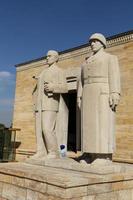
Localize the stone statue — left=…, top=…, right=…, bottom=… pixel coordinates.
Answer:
left=32, top=50, right=68, bottom=159
left=77, top=33, right=121, bottom=163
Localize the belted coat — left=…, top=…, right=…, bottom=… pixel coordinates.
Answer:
left=78, top=49, right=121, bottom=153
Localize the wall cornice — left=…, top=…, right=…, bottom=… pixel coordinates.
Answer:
left=107, top=31, right=133, bottom=47
left=16, top=30, right=133, bottom=72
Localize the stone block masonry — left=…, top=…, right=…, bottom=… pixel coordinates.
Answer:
left=0, top=161, right=132, bottom=199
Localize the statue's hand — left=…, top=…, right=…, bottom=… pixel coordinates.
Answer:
left=109, top=93, right=120, bottom=111
left=44, top=82, right=54, bottom=92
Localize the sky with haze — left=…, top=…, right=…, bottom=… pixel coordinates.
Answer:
left=0, top=0, right=133, bottom=126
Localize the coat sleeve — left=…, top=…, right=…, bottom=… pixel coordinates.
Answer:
left=53, top=69, right=68, bottom=93
left=108, top=55, right=121, bottom=95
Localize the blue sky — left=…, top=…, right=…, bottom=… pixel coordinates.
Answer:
left=0, top=0, right=133, bottom=126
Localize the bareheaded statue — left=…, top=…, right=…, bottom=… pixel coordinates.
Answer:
left=77, top=33, right=121, bottom=163
left=32, top=50, right=68, bottom=160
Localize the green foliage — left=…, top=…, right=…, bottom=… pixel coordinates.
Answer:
left=0, top=123, right=5, bottom=129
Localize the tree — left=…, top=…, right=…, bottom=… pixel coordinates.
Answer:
left=0, top=123, right=5, bottom=129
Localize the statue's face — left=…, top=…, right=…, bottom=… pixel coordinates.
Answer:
left=90, top=39, right=103, bottom=53
left=46, top=53, right=58, bottom=65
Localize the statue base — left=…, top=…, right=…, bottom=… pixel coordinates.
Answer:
left=0, top=160, right=132, bottom=200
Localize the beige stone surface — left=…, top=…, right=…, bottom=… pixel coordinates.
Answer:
left=11, top=176, right=25, bottom=187
left=82, top=197, right=95, bottom=200
left=38, top=194, right=63, bottom=200
left=25, top=179, right=47, bottom=193
left=26, top=157, right=115, bottom=174
left=0, top=162, right=132, bottom=199
left=47, top=185, right=88, bottom=199
left=13, top=32, right=133, bottom=162
left=95, top=191, right=118, bottom=200
left=117, top=189, right=133, bottom=200
left=88, top=183, right=112, bottom=195
left=2, top=183, right=26, bottom=200
left=26, top=190, right=38, bottom=200
left=0, top=183, right=3, bottom=196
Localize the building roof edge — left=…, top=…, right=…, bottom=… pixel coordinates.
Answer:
left=15, top=29, right=133, bottom=67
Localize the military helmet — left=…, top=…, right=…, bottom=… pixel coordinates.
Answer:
left=89, top=33, right=106, bottom=48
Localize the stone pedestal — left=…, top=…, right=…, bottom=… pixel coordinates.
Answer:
left=0, top=160, right=132, bottom=200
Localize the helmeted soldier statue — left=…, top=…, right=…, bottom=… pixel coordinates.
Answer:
left=77, top=33, right=121, bottom=163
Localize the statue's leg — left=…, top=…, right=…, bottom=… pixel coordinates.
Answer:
left=42, top=111, right=59, bottom=158
left=31, top=111, right=47, bottom=159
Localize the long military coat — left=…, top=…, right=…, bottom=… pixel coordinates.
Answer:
left=79, top=49, right=120, bottom=154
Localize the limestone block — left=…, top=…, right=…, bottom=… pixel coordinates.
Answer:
left=25, top=179, right=46, bottom=193
left=47, top=184, right=88, bottom=199
left=103, top=173, right=124, bottom=182
left=37, top=193, right=48, bottom=200
left=2, top=183, right=26, bottom=200
left=56, top=196, right=96, bottom=200
left=0, top=174, right=12, bottom=184
left=11, top=176, right=25, bottom=187
left=45, top=171, right=88, bottom=188
left=26, top=189, right=38, bottom=200
left=46, top=185, right=65, bottom=198
left=0, top=183, right=3, bottom=196
left=112, top=180, right=133, bottom=191
left=95, top=191, right=118, bottom=200
left=88, top=183, right=112, bottom=195
left=117, top=189, right=133, bottom=200
left=82, top=196, right=95, bottom=200
left=44, top=158, right=122, bottom=175
left=0, top=167, right=25, bottom=178
left=112, top=181, right=125, bottom=191
left=66, top=186, right=88, bottom=199
left=38, top=194, right=62, bottom=200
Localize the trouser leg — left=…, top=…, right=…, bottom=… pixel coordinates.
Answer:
left=42, top=111, right=58, bottom=154
left=29, top=112, right=47, bottom=159
left=35, top=112, right=47, bottom=154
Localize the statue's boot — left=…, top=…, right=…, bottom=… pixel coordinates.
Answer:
left=29, top=151, right=46, bottom=160
left=46, top=151, right=59, bottom=159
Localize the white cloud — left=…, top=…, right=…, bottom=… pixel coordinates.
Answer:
left=0, top=71, right=12, bottom=79
left=0, top=71, right=15, bottom=93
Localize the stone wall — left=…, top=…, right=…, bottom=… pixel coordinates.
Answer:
left=13, top=31, right=133, bottom=162
left=0, top=162, right=133, bottom=200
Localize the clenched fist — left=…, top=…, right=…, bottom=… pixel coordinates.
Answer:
left=109, top=93, right=120, bottom=111
left=44, top=82, right=54, bottom=93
